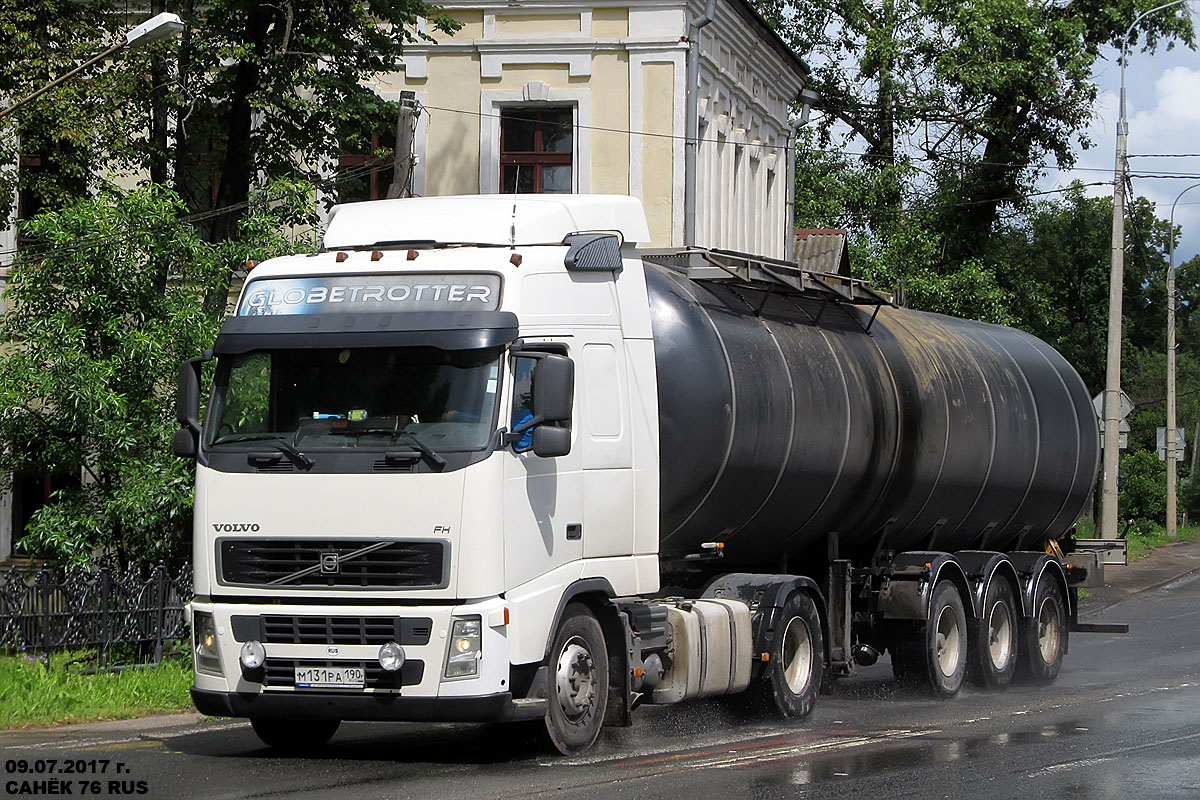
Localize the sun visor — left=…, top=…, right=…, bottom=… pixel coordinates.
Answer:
left=213, top=311, right=520, bottom=354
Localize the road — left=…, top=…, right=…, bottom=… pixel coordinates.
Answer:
left=3, top=570, right=1200, bottom=800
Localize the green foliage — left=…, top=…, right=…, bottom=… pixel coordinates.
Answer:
left=0, top=648, right=193, bottom=729
left=769, top=0, right=1194, bottom=312
left=1119, top=449, right=1166, bottom=524
left=0, top=185, right=222, bottom=565
left=0, top=182, right=316, bottom=565
left=0, top=0, right=458, bottom=246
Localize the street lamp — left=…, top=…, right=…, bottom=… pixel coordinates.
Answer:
left=0, top=12, right=184, bottom=121
left=1166, top=181, right=1200, bottom=537
left=1099, top=0, right=1191, bottom=540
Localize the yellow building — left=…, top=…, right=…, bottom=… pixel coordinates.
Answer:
left=354, top=0, right=810, bottom=260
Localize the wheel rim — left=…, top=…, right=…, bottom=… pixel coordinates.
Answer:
left=1036, top=596, right=1061, bottom=664
left=935, top=604, right=962, bottom=677
left=554, top=636, right=597, bottom=721
left=987, top=599, right=1013, bottom=670
left=781, top=615, right=813, bottom=695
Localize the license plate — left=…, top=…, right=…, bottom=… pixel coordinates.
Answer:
left=294, top=666, right=365, bottom=689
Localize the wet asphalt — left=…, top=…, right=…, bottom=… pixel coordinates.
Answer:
left=3, top=548, right=1200, bottom=800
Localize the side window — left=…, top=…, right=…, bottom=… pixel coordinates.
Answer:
left=510, top=356, right=536, bottom=452
left=510, top=348, right=571, bottom=454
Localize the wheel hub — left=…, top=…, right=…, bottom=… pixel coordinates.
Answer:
left=935, top=605, right=962, bottom=677
left=987, top=599, right=1013, bottom=670
left=1036, top=596, right=1061, bottom=663
left=781, top=616, right=813, bottom=694
left=555, top=638, right=596, bottom=720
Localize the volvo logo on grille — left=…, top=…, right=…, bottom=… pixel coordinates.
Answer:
left=319, top=552, right=340, bottom=574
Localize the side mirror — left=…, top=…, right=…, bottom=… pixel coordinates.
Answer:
left=173, top=427, right=197, bottom=458
left=533, top=355, right=574, bottom=423
left=532, top=426, right=571, bottom=458
left=175, top=352, right=210, bottom=460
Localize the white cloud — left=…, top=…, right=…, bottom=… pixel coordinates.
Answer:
left=1049, top=59, right=1200, bottom=266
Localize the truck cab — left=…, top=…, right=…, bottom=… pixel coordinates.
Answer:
left=183, top=195, right=666, bottom=750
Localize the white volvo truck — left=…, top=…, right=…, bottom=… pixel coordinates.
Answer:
left=179, top=195, right=1122, bottom=753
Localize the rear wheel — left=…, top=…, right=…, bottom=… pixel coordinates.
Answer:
left=250, top=718, right=340, bottom=752
left=1018, top=575, right=1067, bottom=684
left=545, top=604, right=609, bottom=754
left=750, top=592, right=823, bottom=721
left=894, top=581, right=967, bottom=697
left=970, top=577, right=1018, bottom=690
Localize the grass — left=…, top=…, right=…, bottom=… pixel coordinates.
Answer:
left=1124, top=524, right=1200, bottom=562
left=0, top=647, right=194, bottom=729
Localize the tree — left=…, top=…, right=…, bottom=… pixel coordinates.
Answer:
left=764, top=0, right=1194, bottom=271
left=0, top=183, right=317, bottom=565
left=0, top=0, right=458, bottom=261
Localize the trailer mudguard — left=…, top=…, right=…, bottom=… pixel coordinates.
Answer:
left=876, top=552, right=971, bottom=621
left=1006, top=551, right=1071, bottom=621
left=702, top=573, right=828, bottom=666
left=955, top=551, right=1021, bottom=619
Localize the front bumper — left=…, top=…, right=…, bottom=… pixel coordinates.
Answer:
left=191, top=687, right=535, bottom=722
left=190, top=598, right=511, bottom=709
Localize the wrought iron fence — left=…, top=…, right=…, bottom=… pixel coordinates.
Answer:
left=0, top=562, right=192, bottom=670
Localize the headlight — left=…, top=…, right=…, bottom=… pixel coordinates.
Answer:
left=193, top=611, right=223, bottom=676
left=444, top=617, right=482, bottom=679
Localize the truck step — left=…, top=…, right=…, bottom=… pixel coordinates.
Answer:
left=511, top=697, right=548, bottom=720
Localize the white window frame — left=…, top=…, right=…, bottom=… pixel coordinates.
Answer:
left=480, top=82, right=590, bottom=195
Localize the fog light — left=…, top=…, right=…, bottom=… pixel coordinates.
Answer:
left=240, top=640, right=265, bottom=670
left=378, top=641, right=406, bottom=672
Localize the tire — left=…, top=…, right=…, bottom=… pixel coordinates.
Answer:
left=897, top=578, right=969, bottom=695
left=544, top=604, right=609, bottom=755
left=889, top=629, right=922, bottom=684
left=250, top=718, right=340, bottom=751
left=969, top=576, right=1018, bottom=691
left=1018, top=575, right=1067, bottom=685
left=750, top=592, right=823, bottom=721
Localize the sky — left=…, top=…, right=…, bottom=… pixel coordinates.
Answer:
left=1052, top=11, right=1200, bottom=266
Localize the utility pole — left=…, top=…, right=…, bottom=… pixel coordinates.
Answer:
left=1167, top=182, right=1200, bottom=537
left=386, top=91, right=417, bottom=200
left=1099, top=67, right=1128, bottom=541
left=1100, top=0, right=1190, bottom=540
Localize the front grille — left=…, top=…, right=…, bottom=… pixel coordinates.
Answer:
left=231, top=615, right=433, bottom=646
left=219, top=539, right=446, bottom=588
left=261, top=658, right=424, bottom=689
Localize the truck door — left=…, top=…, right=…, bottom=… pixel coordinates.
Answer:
left=503, top=347, right=584, bottom=589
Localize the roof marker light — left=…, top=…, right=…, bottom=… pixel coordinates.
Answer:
left=335, top=252, right=348, bottom=263
left=407, top=249, right=419, bottom=261
left=510, top=253, right=523, bottom=266
left=371, top=250, right=384, bottom=261
left=245, top=260, right=256, bottom=271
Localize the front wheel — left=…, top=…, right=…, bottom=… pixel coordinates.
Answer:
left=1018, top=575, right=1067, bottom=684
left=545, top=604, right=609, bottom=755
left=250, top=718, right=340, bottom=752
left=749, top=591, right=823, bottom=721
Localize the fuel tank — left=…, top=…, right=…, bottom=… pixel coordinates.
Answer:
left=646, top=263, right=1099, bottom=566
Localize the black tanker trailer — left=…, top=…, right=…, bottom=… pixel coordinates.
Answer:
left=639, top=248, right=1106, bottom=702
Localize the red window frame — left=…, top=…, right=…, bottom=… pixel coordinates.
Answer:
left=500, top=108, right=573, bottom=194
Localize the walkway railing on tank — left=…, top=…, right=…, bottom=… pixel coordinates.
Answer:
left=0, top=562, right=192, bottom=671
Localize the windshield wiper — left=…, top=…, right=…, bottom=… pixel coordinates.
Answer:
left=333, top=427, right=447, bottom=469
left=213, top=433, right=314, bottom=469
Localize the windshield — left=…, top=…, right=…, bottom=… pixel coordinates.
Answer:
left=205, top=347, right=501, bottom=452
